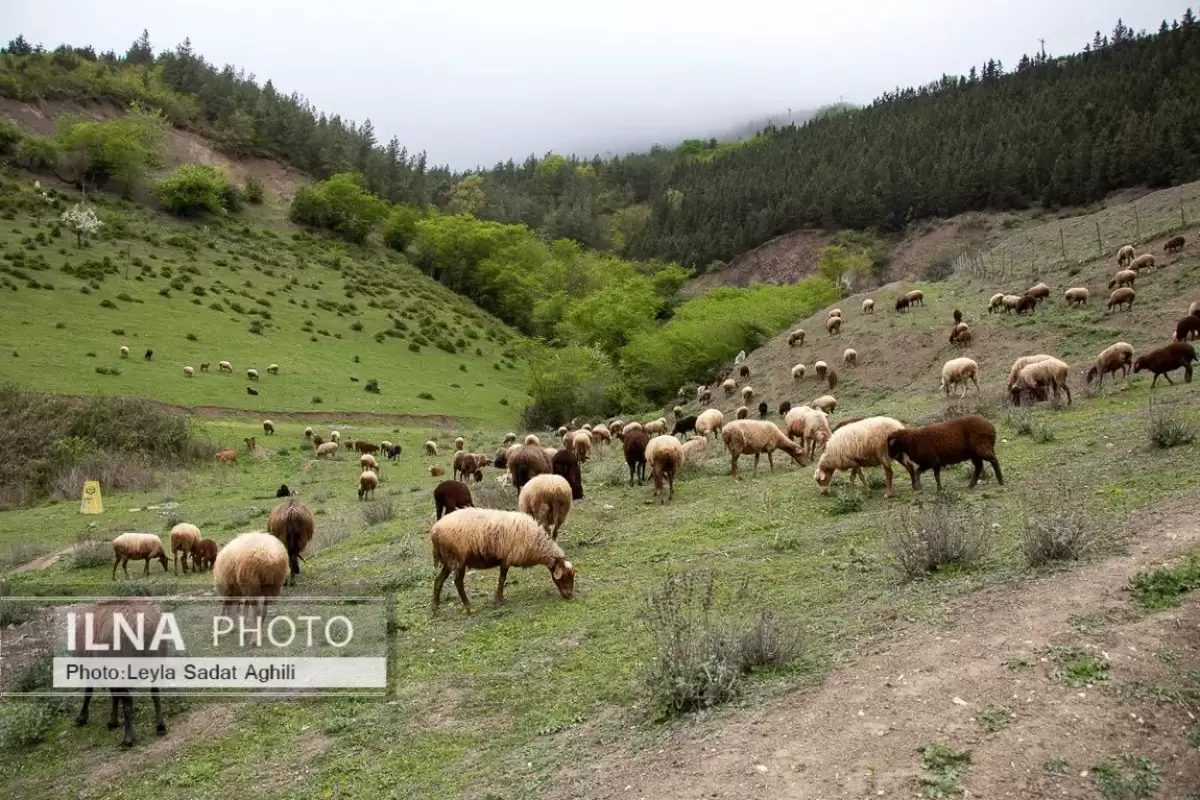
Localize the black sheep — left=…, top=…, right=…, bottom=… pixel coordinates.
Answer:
left=895, top=296, right=910, bottom=312
left=144, top=349, right=153, bottom=361
left=778, top=400, right=792, bottom=417
left=385, top=444, right=402, bottom=460
left=623, top=430, right=649, bottom=486
left=757, top=401, right=768, bottom=419
left=551, top=449, right=584, bottom=500
left=275, top=484, right=292, bottom=498
left=246, top=387, right=258, bottom=396
left=671, top=414, right=698, bottom=439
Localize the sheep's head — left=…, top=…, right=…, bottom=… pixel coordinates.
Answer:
left=886, top=432, right=914, bottom=467
left=155, top=547, right=169, bottom=572
left=550, top=558, right=576, bottom=599
left=1085, top=365, right=1099, bottom=384
left=813, top=463, right=833, bottom=492
left=1131, top=357, right=1145, bottom=373
left=784, top=440, right=808, bottom=466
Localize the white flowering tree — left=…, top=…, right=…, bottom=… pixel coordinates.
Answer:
left=61, top=202, right=103, bottom=247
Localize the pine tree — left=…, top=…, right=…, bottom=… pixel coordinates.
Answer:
left=3, top=34, right=33, bottom=56
left=125, top=29, right=154, bottom=65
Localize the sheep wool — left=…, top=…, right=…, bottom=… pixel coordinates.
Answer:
left=111, top=533, right=169, bottom=580
left=572, top=429, right=592, bottom=462
left=1087, top=342, right=1134, bottom=387
left=791, top=364, right=806, bottom=380
left=267, top=500, right=315, bottom=586
left=523, top=434, right=540, bottom=447
left=644, top=434, right=684, bottom=501
left=454, top=437, right=465, bottom=451
left=862, top=298, right=875, bottom=313
left=169, top=523, right=202, bottom=575
left=721, top=419, right=807, bottom=480
left=1064, top=287, right=1089, bottom=306
left=785, top=406, right=831, bottom=460
left=812, top=395, right=837, bottom=413
left=183, top=366, right=194, bottom=377
left=213, top=532, right=289, bottom=614
left=316, top=442, right=339, bottom=459
left=814, top=416, right=905, bottom=498
left=695, top=409, right=724, bottom=439
left=424, top=440, right=439, bottom=455
left=843, top=349, right=857, bottom=366
left=358, top=470, right=379, bottom=500
left=735, top=406, right=749, bottom=420
left=722, top=378, right=737, bottom=395
left=940, top=357, right=979, bottom=397
left=681, top=436, right=708, bottom=462
left=507, top=444, right=552, bottom=491
left=518, top=474, right=574, bottom=539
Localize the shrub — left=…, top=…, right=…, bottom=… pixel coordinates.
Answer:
left=828, top=487, right=865, bottom=515
left=382, top=203, right=424, bottom=251
left=1128, top=553, right=1200, bottom=610
left=1022, top=488, right=1099, bottom=566
left=1091, top=754, right=1161, bottom=800
left=364, top=378, right=380, bottom=394
left=288, top=173, right=388, bottom=244
left=16, top=135, right=59, bottom=172
left=244, top=176, right=265, bottom=204
left=0, top=702, right=55, bottom=748
left=71, top=533, right=112, bottom=568
left=156, top=164, right=233, bottom=216
left=361, top=500, right=396, bottom=526
left=1147, top=408, right=1196, bottom=449
left=885, top=493, right=993, bottom=579
left=94, top=366, right=120, bottom=376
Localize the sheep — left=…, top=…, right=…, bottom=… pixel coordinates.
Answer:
left=1174, top=314, right=1200, bottom=342
left=262, top=419, right=275, bottom=436
left=518, top=474, right=574, bottom=538
left=504, top=432, right=517, bottom=445
left=906, top=289, right=924, bottom=307
left=1026, top=282, right=1050, bottom=303
left=360, top=453, right=379, bottom=473
left=828, top=308, right=843, bottom=319
left=814, top=361, right=828, bottom=380
left=812, top=395, right=838, bottom=413
left=523, top=434, right=540, bottom=447
left=843, top=348, right=857, bottom=366
left=1132, top=342, right=1197, bottom=387
left=246, top=387, right=259, bottom=396
left=786, top=405, right=831, bottom=460
left=247, top=368, right=259, bottom=380
left=699, top=388, right=712, bottom=404
left=894, top=295, right=910, bottom=312
left=434, top=480, right=473, bottom=520
left=887, top=415, right=1003, bottom=492
left=193, top=539, right=219, bottom=571
left=429, top=466, right=446, bottom=477
left=591, top=424, right=612, bottom=443
left=216, top=449, right=238, bottom=464
left=169, top=523, right=201, bottom=575
left=330, top=431, right=341, bottom=444
left=144, top=349, right=153, bottom=361
left=741, top=385, right=755, bottom=404
left=624, top=430, right=650, bottom=485
left=424, top=440, right=439, bottom=456
left=722, top=378, right=737, bottom=396
left=735, top=406, right=749, bottom=420
left=988, top=293, right=1005, bottom=313
left=430, top=508, right=576, bottom=610
left=556, top=425, right=569, bottom=438
left=1015, top=295, right=1037, bottom=314
left=243, top=436, right=257, bottom=453
left=276, top=484, right=292, bottom=498
left=1009, top=357, right=1072, bottom=406
left=1000, top=294, right=1024, bottom=313
left=949, top=322, right=972, bottom=347
left=111, top=533, right=169, bottom=580
left=316, top=442, right=338, bottom=459
left=551, top=448, right=584, bottom=500
left=862, top=298, right=875, bottom=313
left=696, top=385, right=707, bottom=400
left=385, top=444, right=402, bottom=460
left=826, top=316, right=842, bottom=336
left=199, top=362, right=210, bottom=371
left=1117, top=244, right=1136, bottom=267
left=739, top=364, right=751, bottom=379
left=267, top=363, right=279, bottom=375
left=695, top=409, right=724, bottom=440
left=673, top=405, right=684, bottom=419
left=734, top=349, right=747, bottom=365
left=213, top=532, right=288, bottom=618
left=1190, top=300, right=1200, bottom=318
left=940, top=357, right=979, bottom=397
left=69, top=599, right=167, bottom=747
left=681, top=436, right=708, bottom=462
left=304, top=426, right=313, bottom=440
left=1165, top=235, right=1186, bottom=254
left=358, top=470, right=379, bottom=500
left=267, top=499, right=315, bottom=586
left=619, top=421, right=643, bottom=439
left=645, top=434, right=684, bottom=501
left=672, top=414, right=698, bottom=438
left=119, top=345, right=130, bottom=358
left=788, top=329, right=806, bottom=347
left=219, top=360, right=232, bottom=372
left=1129, top=253, right=1156, bottom=272
left=832, top=417, right=863, bottom=431
left=826, top=367, right=839, bottom=391
left=1107, top=287, right=1135, bottom=312
left=1086, top=342, right=1134, bottom=387
left=952, top=309, right=962, bottom=323
left=354, top=440, right=379, bottom=454
left=721, top=419, right=807, bottom=480
left=643, top=418, right=668, bottom=436
left=778, top=400, right=792, bottom=417
left=1008, top=354, right=1056, bottom=386
left=791, top=364, right=806, bottom=380
left=454, top=436, right=465, bottom=451
left=1064, top=287, right=1089, bottom=307
left=1109, top=269, right=1137, bottom=289
left=507, top=444, right=552, bottom=491
left=814, top=416, right=906, bottom=498
left=183, top=366, right=194, bottom=377
left=757, top=401, right=769, bottom=419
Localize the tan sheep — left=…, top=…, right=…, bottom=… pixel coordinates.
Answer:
left=507, top=444, right=552, bottom=491
left=906, top=289, right=924, bottom=306
left=454, top=436, right=465, bottom=451
left=572, top=429, right=593, bottom=462
left=119, top=345, right=129, bottom=358
left=814, top=416, right=906, bottom=498
left=645, top=434, right=684, bottom=501
left=695, top=409, right=724, bottom=439
left=247, top=368, right=259, bottom=380
left=330, top=431, right=341, bottom=444
left=1129, top=253, right=1156, bottom=272
left=722, top=378, right=737, bottom=396
left=826, top=316, right=842, bottom=336
left=1026, top=282, right=1051, bottom=303
left=814, top=360, right=828, bottom=380
left=518, top=474, right=574, bottom=539
left=523, top=434, right=540, bottom=447
left=828, top=308, right=843, bottom=319
left=360, top=453, right=379, bottom=473
left=430, top=508, right=576, bottom=610
left=1109, top=269, right=1137, bottom=289
left=680, top=436, right=708, bottom=462
left=268, top=499, right=315, bottom=586
left=424, top=440, right=439, bottom=455
left=591, top=424, right=612, bottom=443
left=1107, top=287, right=1135, bottom=312
left=731, top=405, right=746, bottom=419
left=169, top=523, right=201, bottom=575
left=1086, top=342, right=1134, bottom=388
left=786, top=405, right=831, bottom=460
left=791, top=363, right=806, bottom=380
left=721, top=419, right=807, bottom=480
left=1064, top=287, right=1089, bottom=307
left=213, top=532, right=288, bottom=617
left=740, top=385, right=755, bottom=403
left=643, top=418, right=668, bottom=436
left=267, top=363, right=279, bottom=375
left=218, top=360, right=233, bottom=372
left=812, top=394, right=838, bottom=413
left=358, top=470, right=379, bottom=500
left=1000, top=294, right=1024, bottom=313
left=316, top=441, right=339, bottom=459
left=988, top=293, right=1005, bottom=313
left=940, top=357, right=979, bottom=397
left=1117, top=244, right=1135, bottom=267
left=788, top=329, right=806, bottom=347
left=843, top=348, right=857, bottom=366
left=111, top=533, right=169, bottom=580
left=563, top=430, right=576, bottom=450
left=949, top=322, right=972, bottom=347
left=304, top=426, right=313, bottom=440
left=183, top=366, right=194, bottom=377
left=1008, top=354, right=1056, bottom=386
left=1010, top=357, right=1071, bottom=406
left=620, top=421, right=644, bottom=439
left=862, top=298, right=875, bottom=314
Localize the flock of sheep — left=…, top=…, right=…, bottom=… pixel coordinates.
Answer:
left=118, top=346, right=279, bottom=393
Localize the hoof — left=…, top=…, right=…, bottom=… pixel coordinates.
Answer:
left=156, top=724, right=167, bottom=736
left=73, top=716, right=87, bottom=727
left=106, top=721, right=120, bottom=730
left=121, top=738, right=134, bottom=748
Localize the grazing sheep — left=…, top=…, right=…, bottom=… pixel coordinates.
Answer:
left=722, top=378, right=737, bottom=396
left=681, top=436, right=708, bottom=462
left=193, top=539, right=218, bottom=571
left=183, top=366, right=194, bottom=377
left=434, top=480, right=473, bottom=520
left=312, top=435, right=324, bottom=446
left=786, top=405, right=831, bottom=460
left=504, top=432, right=517, bottom=445
left=843, top=348, right=857, bottom=366
left=429, top=466, right=446, bottom=477
left=358, top=470, right=379, bottom=500
left=696, top=385, right=706, bottom=400
left=141, top=349, right=151, bottom=361
left=1000, top=294, right=1024, bottom=314
left=119, top=345, right=129, bottom=358
left=988, top=293, right=1005, bottom=313
left=330, top=431, right=341, bottom=444
left=385, top=443, right=402, bottom=460
left=243, top=436, right=257, bottom=453
left=246, top=387, right=258, bottom=396
left=354, top=440, right=379, bottom=454
left=1132, top=342, right=1197, bottom=387
left=1109, top=269, right=1137, bottom=289
left=69, top=600, right=167, bottom=747
left=778, top=400, right=792, bottom=417
left=1107, top=287, right=1135, bottom=312
left=1117, top=244, right=1136, bottom=267
left=424, top=440, right=439, bottom=456
left=1190, top=301, right=1200, bottom=318
left=551, top=449, right=584, bottom=500
left=862, top=298, right=875, bottom=313
left=219, top=360, right=232, bottom=372
left=1064, top=287, right=1089, bottom=307
left=456, top=452, right=491, bottom=482
left=262, top=419, right=274, bottom=435
left=523, top=434, right=540, bottom=446
left=645, top=434, right=684, bottom=501
left=673, top=405, right=684, bottom=419
left=791, top=363, right=806, bottom=380
left=734, top=350, right=747, bottom=365
left=1086, top=342, right=1134, bottom=388
left=814, top=416, right=906, bottom=498
left=591, top=424, right=612, bottom=443
left=953, top=309, right=962, bottom=323
left=276, top=484, right=292, bottom=498
left=619, top=421, right=643, bottom=439
left=519, top=474, right=574, bottom=538
left=454, top=436, right=465, bottom=451
left=200, top=362, right=210, bottom=372
left=757, top=401, right=769, bottom=419
left=741, top=385, right=755, bottom=404
left=814, top=361, right=828, bottom=380
left=949, top=322, right=972, bottom=347
left=695, top=409, right=724, bottom=440
left=826, top=316, right=842, bottom=336
left=698, top=388, right=712, bottom=404
left=216, top=449, right=238, bottom=464
left=1015, top=295, right=1037, bottom=314
left=940, top=357, right=979, bottom=397
left=895, top=295, right=910, bottom=312
left=111, top=533, right=169, bottom=580
left=721, top=419, right=807, bottom=480
left=672, top=414, right=698, bottom=438
left=812, top=394, right=838, bottom=413
left=1174, top=314, right=1200, bottom=342
left=1009, top=357, right=1071, bottom=406
left=213, top=532, right=288, bottom=618
left=1165, top=235, right=1186, bottom=254
left=430, top=508, right=576, bottom=610
left=267, top=499, right=315, bottom=586
left=247, top=368, right=259, bottom=380
left=267, top=364, right=279, bottom=375
left=788, top=329, right=806, bottom=347
left=828, top=308, right=843, bottom=319
left=304, top=426, right=313, bottom=440
left=507, top=444, right=552, bottom=491
left=739, top=364, right=751, bottom=379
left=906, top=289, right=924, bottom=307
left=643, top=418, right=668, bottom=436
left=316, top=442, right=338, bottom=459
left=624, top=430, right=650, bottom=485
left=1026, top=282, right=1050, bottom=303
left=1129, top=253, right=1156, bottom=272
left=556, top=426, right=569, bottom=438
left=169, top=523, right=201, bottom=575
left=1008, top=354, right=1056, bottom=386
left=360, top=453, right=379, bottom=473
left=735, top=406, right=749, bottom=420
left=825, top=366, right=839, bottom=391
left=887, top=415, right=1003, bottom=492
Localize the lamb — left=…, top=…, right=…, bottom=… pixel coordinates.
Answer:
left=262, top=419, right=274, bottom=435
left=199, top=362, right=210, bottom=372
left=1117, top=244, right=1135, bottom=267
left=247, top=368, right=259, bottom=380
left=672, top=414, right=698, bottom=438
left=507, top=444, right=552, bottom=491
left=329, top=431, right=341, bottom=444
left=1086, top=342, right=1134, bottom=387
left=788, top=329, right=806, bottom=347
left=643, top=418, right=668, bottom=436
left=735, top=406, right=749, bottom=420
left=887, top=415, right=1003, bottom=492
left=267, top=363, right=279, bottom=375
left=757, top=401, right=769, bottom=419
left=1109, top=269, right=1137, bottom=289
left=814, top=416, right=906, bottom=498
left=949, top=322, right=972, bottom=347
left=814, top=361, right=828, bottom=380
left=358, top=470, right=379, bottom=500
left=695, top=409, right=724, bottom=439
left=906, top=289, right=924, bottom=306
left=518, top=474, right=574, bottom=538
left=524, top=434, right=540, bottom=446
left=111, top=533, right=169, bottom=580
left=504, top=432, right=517, bottom=445
left=1025, top=282, right=1050, bottom=303
left=645, top=434, right=684, bottom=501
left=216, top=449, right=238, bottom=464
left=424, top=440, right=439, bottom=456
left=741, top=385, right=755, bottom=404
left=192, top=539, right=219, bottom=571
left=551, top=448, right=584, bottom=500
left=454, top=436, right=465, bottom=451
left=69, top=599, right=167, bottom=747
left=316, top=442, right=338, bottom=459
left=988, top=293, right=1005, bottom=313
left=304, top=427, right=313, bottom=440
left=183, top=366, right=194, bottom=377
left=895, top=295, right=910, bottom=312
left=1174, top=314, right=1200, bottom=342
left=434, top=480, right=474, bottom=520
left=862, top=298, right=875, bottom=314
left=828, top=308, right=843, bottom=319
left=624, top=430, right=650, bottom=485
left=168, top=523, right=201, bottom=575
left=213, top=532, right=288, bottom=618
left=360, top=452, right=379, bottom=473
left=739, top=364, right=751, bottom=379
left=219, top=360, right=233, bottom=372
left=843, top=348, right=857, bottom=366
left=1129, top=253, right=1156, bottom=272
left=786, top=405, right=831, bottom=460
left=276, top=484, right=293, bottom=498
left=430, top=508, right=576, bottom=610
left=940, top=357, right=979, bottom=397
left=1008, top=354, right=1055, bottom=386
left=825, top=366, right=839, bottom=391
left=721, top=419, right=807, bottom=480
left=246, top=387, right=258, bottom=396
left=1107, top=287, right=1135, bottom=312
left=1064, top=287, right=1089, bottom=307
left=429, top=466, right=446, bottom=477
left=1009, top=357, right=1072, bottom=406
left=681, top=436, right=708, bottom=462
left=812, top=395, right=838, bottom=413
left=1132, top=342, right=1197, bottom=387
left=119, top=345, right=129, bottom=358
left=826, top=316, right=842, bottom=336
left=791, top=364, right=806, bottom=380
left=268, top=499, right=315, bottom=586
left=722, top=378, right=737, bottom=396
left=1165, top=235, right=1186, bottom=254
left=1000, top=294, right=1024, bottom=313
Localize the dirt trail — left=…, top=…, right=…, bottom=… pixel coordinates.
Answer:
left=6, top=546, right=73, bottom=575
left=549, top=497, right=1200, bottom=799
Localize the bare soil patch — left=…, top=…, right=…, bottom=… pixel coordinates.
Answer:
left=687, top=229, right=833, bottom=294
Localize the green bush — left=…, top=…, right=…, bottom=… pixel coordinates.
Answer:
left=16, top=135, right=58, bottom=171
left=289, top=173, right=388, bottom=244
left=382, top=203, right=424, bottom=251
left=243, top=176, right=265, bottom=204
left=156, top=164, right=232, bottom=216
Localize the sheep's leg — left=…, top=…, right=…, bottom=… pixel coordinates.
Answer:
left=628, top=464, right=635, bottom=487
left=730, top=454, right=740, bottom=481
left=933, top=467, right=944, bottom=491
left=75, top=687, right=94, bottom=726
left=1186, top=364, right=1194, bottom=384
left=151, top=687, right=166, bottom=735
left=1162, top=372, right=1174, bottom=386
left=1150, top=373, right=1160, bottom=388
left=668, top=472, right=675, bottom=501
left=1063, top=382, right=1072, bottom=405
left=882, top=462, right=895, bottom=499
left=106, top=691, right=120, bottom=730
left=288, top=551, right=301, bottom=586
left=119, top=690, right=135, bottom=747
left=988, top=457, right=1004, bottom=485
left=970, top=375, right=980, bottom=393
left=173, top=550, right=179, bottom=576
left=968, top=458, right=984, bottom=488
left=112, top=554, right=120, bottom=581
left=494, top=566, right=509, bottom=605
left=753, top=453, right=761, bottom=474
left=453, top=568, right=470, bottom=609
left=766, top=451, right=775, bottom=471
left=143, top=556, right=150, bottom=577
left=120, top=557, right=130, bottom=578
left=432, top=566, right=451, bottom=611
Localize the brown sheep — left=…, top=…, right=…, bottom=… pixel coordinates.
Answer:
left=551, top=449, right=584, bottom=500
left=243, top=436, right=257, bottom=452
left=1165, top=235, right=1186, bottom=254
left=739, top=364, right=751, bottom=379
left=216, top=449, right=238, bottom=464
left=1025, top=282, right=1051, bottom=303
left=952, top=309, right=962, bottom=323
left=1086, top=342, right=1134, bottom=388
left=200, top=362, right=211, bottom=372
left=111, top=533, right=169, bottom=580
left=1174, top=314, right=1200, bottom=342
left=453, top=451, right=489, bottom=482
left=826, top=366, right=839, bottom=391
left=506, top=444, right=551, bottom=491
left=267, top=499, right=315, bottom=587
left=169, top=523, right=201, bottom=575
left=721, top=420, right=807, bottom=480
left=358, top=470, right=379, bottom=500
left=428, top=466, right=446, bottom=477
left=1129, top=253, right=1156, bottom=272
left=213, top=532, right=288, bottom=619
left=192, top=539, right=219, bottom=571
left=1132, top=342, right=1197, bottom=387
left=1108, top=269, right=1137, bottom=289
left=788, top=329, right=806, bottom=347
left=434, top=480, right=474, bottom=520
left=355, top=440, right=379, bottom=454
left=623, top=430, right=650, bottom=486
left=1015, top=295, right=1037, bottom=314
left=906, top=289, right=924, bottom=306
left=895, top=295, right=910, bottom=312
left=1107, top=287, right=1135, bottom=312
left=886, top=415, right=1003, bottom=492
left=826, top=316, right=842, bottom=336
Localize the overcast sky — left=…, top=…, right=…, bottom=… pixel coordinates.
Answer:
left=3, top=1, right=1184, bottom=168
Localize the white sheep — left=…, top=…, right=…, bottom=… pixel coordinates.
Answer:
left=360, top=453, right=379, bottom=473
left=722, top=378, right=737, bottom=396
left=721, top=419, right=807, bottom=480
left=680, top=436, right=708, bottom=462
left=734, top=349, right=747, bottom=365
left=358, top=470, right=379, bottom=500
left=643, top=418, right=668, bottom=436
left=788, top=329, right=806, bottom=347
left=814, top=416, right=905, bottom=498
left=330, top=430, right=341, bottom=444
left=247, top=368, right=259, bottom=380
left=424, top=440, right=439, bottom=455
left=645, top=434, right=684, bottom=501
left=304, top=426, right=313, bottom=440
left=741, top=385, right=754, bottom=403
left=1064, top=287, right=1089, bottom=307
left=119, top=345, right=129, bottom=358
left=518, top=474, right=574, bottom=539
left=454, top=436, right=465, bottom=451
left=812, top=394, right=838, bottom=413
left=791, top=364, right=806, bottom=380
left=814, top=360, right=828, bottom=379
left=785, top=406, right=831, bottom=460
left=183, top=366, right=194, bottom=377
left=316, top=442, right=339, bottom=459
left=940, top=357, right=979, bottom=397
left=572, top=429, right=593, bottom=462
left=1117, top=244, right=1135, bottom=267
left=219, top=360, right=233, bottom=372
left=168, top=523, right=201, bottom=575
left=111, top=533, right=169, bottom=580
left=213, top=532, right=288, bottom=617
left=1086, top=342, right=1134, bottom=388
left=843, top=348, right=857, bottom=366
left=262, top=419, right=274, bottom=435
left=1010, top=357, right=1071, bottom=406
left=862, top=298, right=875, bottom=314
left=267, top=364, right=279, bottom=375
left=695, top=409, right=724, bottom=439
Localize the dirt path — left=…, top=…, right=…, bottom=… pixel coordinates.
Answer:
left=6, top=546, right=73, bottom=575
left=549, top=498, right=1200, bottom=799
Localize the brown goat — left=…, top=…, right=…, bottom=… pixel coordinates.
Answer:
left=433, top=480, right=474, bottom=520
left=886, top=415, right=1003, bottom=492
left=623, top=430, right=649, bottom=486
left=1132, top=342, right=1198, bottom=387
left=267, top=500, right=315, bottom=587
left=1174, top=314, right=1200, bottom=342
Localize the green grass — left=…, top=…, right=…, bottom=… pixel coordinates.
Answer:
left=1091, top=754, right=1163, bottom=800
left=1128, top=552, right=1200, bottom=610
left=919, top=742, right=971, bottom=798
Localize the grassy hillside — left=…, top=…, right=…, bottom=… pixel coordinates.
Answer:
left=0, top=172, right=528, bottom=427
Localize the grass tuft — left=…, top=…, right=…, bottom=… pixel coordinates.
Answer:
left=1128, top=553, right=1200, bottom=610
left=1147, top=408, right=1196, bottom=449
left=885, top=494, right=993, bottom=579
left=1091, top=753, right=1162, bottom=799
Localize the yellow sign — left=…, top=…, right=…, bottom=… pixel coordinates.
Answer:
left=80, top=481, right=103, bottom=514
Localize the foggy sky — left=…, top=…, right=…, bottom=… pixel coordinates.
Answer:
left=3, top=1, right=1183, bottom=169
